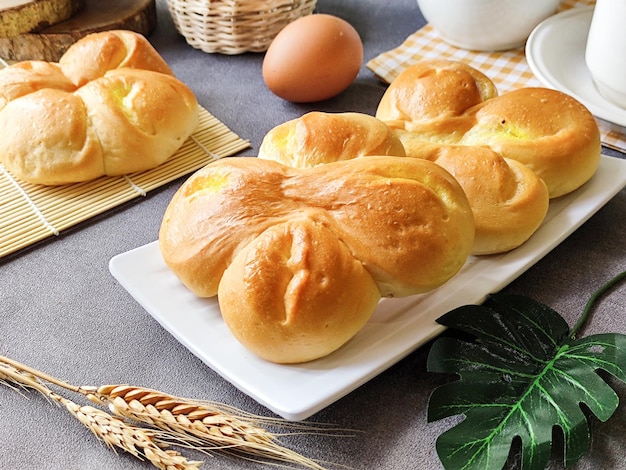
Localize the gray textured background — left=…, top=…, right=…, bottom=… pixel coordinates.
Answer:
left=1, top=1, right=625, bottom=469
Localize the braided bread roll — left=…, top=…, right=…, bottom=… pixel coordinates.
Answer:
left=409, top=144, right=549, bottom=254
left=375, top=59, right=498, bottom=135
left=258, top=111, right=406, bottom=167
left=0, top=30, right=198, bottom=185
left=159, top=156, right=474, bottom=363
left=456, top=87, right=601, bottom=198
left=256, top=110, right=550, bottom=254
left=58, top=30, right=174, bottom=87
left=376, top=60, right=601, bottom=198
left=0, top=61, right=75, bottom=110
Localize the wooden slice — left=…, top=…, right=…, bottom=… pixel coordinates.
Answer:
left=0, top=0, right=157, bottom=62
left=0, top=0, right=85, bottom=38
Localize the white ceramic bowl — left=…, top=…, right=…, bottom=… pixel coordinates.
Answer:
left=417, top=0, right=560, bottom=51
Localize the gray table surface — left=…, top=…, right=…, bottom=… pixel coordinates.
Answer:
left=1, top=1, right=625, bottom=469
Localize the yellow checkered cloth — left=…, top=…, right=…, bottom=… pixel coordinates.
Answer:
left=366, top=0, right=626, bottom=151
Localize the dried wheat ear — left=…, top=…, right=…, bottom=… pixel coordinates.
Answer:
left=0, top=354, right=343, bottom=470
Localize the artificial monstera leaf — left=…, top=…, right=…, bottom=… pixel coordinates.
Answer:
left=427, top=291, right=626, bottom=470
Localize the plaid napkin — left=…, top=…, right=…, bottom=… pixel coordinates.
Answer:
left=367, top=0, right=626, bottom=152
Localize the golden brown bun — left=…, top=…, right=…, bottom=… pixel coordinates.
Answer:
left=0, top=89, right=103, bottom=184
left=76, top=68, right=199, bottom=176
left=376, top=60, right=601, bottom=198
left=258, top=100, right=549, bottom=254
left=458, top=88, right=601, bottom=198
left=376, top=59, right=498, bottom=140
left=59, top=30, right=174, bottom=87
left=0, top=69, right=198, bottom=185
left=0, top=31, right=198, bottom=185
left=159, top=156, right=474, bottom=362
left=411, top=145, right=549, bottom=254
left=0, top=61, right=75, bottom=111
left=218, top=218, right=381, bottom=363
left=258, top=111, right=406, bottom=167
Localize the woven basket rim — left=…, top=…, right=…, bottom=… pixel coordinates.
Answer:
left=166, top=0, right=318, bottom=54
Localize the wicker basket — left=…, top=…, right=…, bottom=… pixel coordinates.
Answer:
left=166, top=0, right=318, bottom=54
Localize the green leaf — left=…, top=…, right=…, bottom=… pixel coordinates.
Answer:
left=426, top=293, right=626, bottom=470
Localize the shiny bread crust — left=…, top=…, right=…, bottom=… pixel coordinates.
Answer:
left=0, top=30, right=197, bottom=185
left=159, top=156, right=475, bottom=363
left=376, top=59, right=601, bottom=199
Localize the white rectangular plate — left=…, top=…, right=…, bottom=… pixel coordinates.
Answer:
left=110, top=155, right=626, bottom=421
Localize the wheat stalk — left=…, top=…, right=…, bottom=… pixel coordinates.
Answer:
left=89, top=384, right=327, bottom=469
left=0, top=361, right=201, bottom=469
left=59, top=397, right=202, bottom=470
left=0, top=355, right=331, bottom=469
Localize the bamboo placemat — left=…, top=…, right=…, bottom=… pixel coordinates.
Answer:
left=366, top=0, right=626, bottom=152
left=0, top=106, right=250, bottom=258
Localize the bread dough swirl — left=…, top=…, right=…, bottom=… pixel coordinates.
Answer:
left=258, top=111, right=406, bottom=167
left=159, top=156, right=474, bottom=363
left=376, top=59, right=601, bottom=198
left=257, top=109, right=550, bottom=254
left=0, top=30, right=198, bottom=185
left=410, top=145, right=550, bottom=254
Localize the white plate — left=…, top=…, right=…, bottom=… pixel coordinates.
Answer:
left=110, top=155, right=626, bottom=421
left=526, top=6, right=626, bottom=128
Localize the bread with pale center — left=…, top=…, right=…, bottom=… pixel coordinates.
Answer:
left=159, top=156, right=474, bottom=363
left=0, top=30, right=198, bottom=185
left=409, top=144, right=549, bottom=254
left=58, top=29, right=173, bottom=87
left=256, top=107, right=551, bottom=254
left=376, top=59, right=601, bottom=198
left=0, top=60, right=75, bottom=110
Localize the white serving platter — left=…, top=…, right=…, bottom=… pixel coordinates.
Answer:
left=109, top=155, right=626, bottom=421
left=526, top=6, right=626, bottom=128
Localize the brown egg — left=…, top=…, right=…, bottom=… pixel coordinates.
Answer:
left=262, top=14, right=363, bottom=103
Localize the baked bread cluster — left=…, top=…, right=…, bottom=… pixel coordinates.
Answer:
left=159, top=156, right=474, bottom=363
left=0, top=30, right=199, bottom=185
left=260, top=59, right=600, bottom=255
left=375, top=59, right=601, bottom=199
left=160, top=58, right=601, bottom=363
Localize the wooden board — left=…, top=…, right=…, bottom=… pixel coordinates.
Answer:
left=0, top=0, right=86, bottom=38
left=0, top=0, right=157, bottom=61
